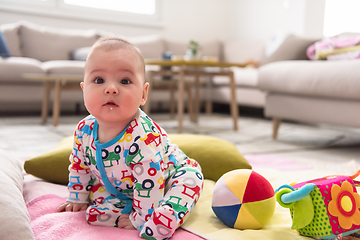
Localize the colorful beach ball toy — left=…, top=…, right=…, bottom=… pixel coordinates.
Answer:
left=211, top=169, right=276, bottom=229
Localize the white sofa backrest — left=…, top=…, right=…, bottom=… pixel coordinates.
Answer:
left=97, top=30, right=166, bottom=60
left=127, top=35, right=166, bottom=60
left=198, top=40, right=222, bottom=60
left=19, top=21, right=98, bottom=62
left=223, top=41, right=265, bottom=63
left=0, top=22, right=22, bottom=57
left=163, top=38, right=187, bottom=56
left=2, top=21, right=249, bottom=64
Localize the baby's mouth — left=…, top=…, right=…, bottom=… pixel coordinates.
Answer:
left=104, top=101, right=118, bottom=107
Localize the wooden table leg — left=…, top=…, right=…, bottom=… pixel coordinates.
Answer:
left=193, top=74, right=200, bottom=123
left=52, top=80, right=62, bottom=127
left=170, top=86, right=176, bottom=119
left=177, top=66, right=185, bottom=133
left=206, top=76, right=213, bottom=115
left=41, top=81, right=51, bottom=124
left=186, top=86, right=194, bottom=122
left=229, top=71, right=238, bottom=131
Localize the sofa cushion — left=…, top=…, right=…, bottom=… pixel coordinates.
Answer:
left=69, top=35, right=166, bottom=61
left=164, top=38, right=187, bottom=56
left=0, top=22, right=22, bottom=57
left=212, top=67, right=259, bottom=88
left=41, top=60, right=85, bottom=75
left=200, top=40, right=222, bottom=60
left=260, top=35, right=318, bottom=66
left=96, top=29, right=125, bottom=39
left=258, top=60, right=360, bottom=100
left=20, top=21, right=98, bottom=61
left=128, top=35, right=165, bottom=59
left=75, top=34, right=166, bottom=60
left=0, top=30, right=10, bottom=57
left=70, top=47, right=90, bottom=61
left=24, top=136, right=72, bottom=185
left=223, top=41, right=265, bottom=63
left=0, top=149, right=35, bottom=240
left=0, top=57, right=45, bottom=83
left=168, top=134, right=252, bottom=181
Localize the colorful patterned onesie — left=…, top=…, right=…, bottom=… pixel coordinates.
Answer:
left=66, top=109, right=203, bottom=240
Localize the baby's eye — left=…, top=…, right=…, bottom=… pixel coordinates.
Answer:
left=121, top=79, right=131, bottom=85
left=94, top=78, right=104, bottom=84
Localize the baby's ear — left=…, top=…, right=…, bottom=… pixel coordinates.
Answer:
left=141, top=82, right=150, bottom=106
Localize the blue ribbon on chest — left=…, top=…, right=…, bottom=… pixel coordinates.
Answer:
left=95, top=140, right=132, bottom=214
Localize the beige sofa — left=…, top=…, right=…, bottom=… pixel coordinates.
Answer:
left=258, top=60, right=360, bottom=139
left=0, top=21, right=93, bottom=114
left=0, top=21, right=266, bottom=116
left=254, top=33, right=360, bottom=139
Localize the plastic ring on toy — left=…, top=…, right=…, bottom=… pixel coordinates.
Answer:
left=276, top=187, right=296, bottom=208
left=275, top=184, right=295, bottom=194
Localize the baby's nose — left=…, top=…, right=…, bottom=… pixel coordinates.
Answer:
left=105, top=85, right=118, bottom=94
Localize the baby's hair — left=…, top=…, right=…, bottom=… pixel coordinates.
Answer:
left=88, top=37, right=146, bottom=77
left=94, top=37, right=138, bottom=53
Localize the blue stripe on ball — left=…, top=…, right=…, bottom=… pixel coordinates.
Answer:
left=212, top=204, right=242, bottom=228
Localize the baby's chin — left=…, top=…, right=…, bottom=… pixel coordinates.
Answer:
left=96, top=111, right=137, bottom=124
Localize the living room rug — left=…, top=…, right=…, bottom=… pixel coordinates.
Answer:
left=24, top=154, right=360, bottom=240
left=27, top=194, right=203, bottom=240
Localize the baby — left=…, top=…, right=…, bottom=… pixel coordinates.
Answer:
left=57, top=37, right=203, bottom=240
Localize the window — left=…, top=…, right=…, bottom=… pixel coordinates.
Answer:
left=323, top=0, right=360, bottom=37
left=0, top=0, right=160, bottom=27
left=64, top=0, right=156, bottom=15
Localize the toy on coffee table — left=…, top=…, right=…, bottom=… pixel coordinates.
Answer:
left=211, top=169, right=276, bottom=230
left=276, top=170, right=360, bottom=239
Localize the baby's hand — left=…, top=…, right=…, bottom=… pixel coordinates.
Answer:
left=56, top=201, right=88, bottom=213
left=118, top=214, right=136, bottom=230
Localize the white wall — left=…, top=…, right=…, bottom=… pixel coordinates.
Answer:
left=0, top=10, right=163, bottom=37
left=161, top=0, right=237, bottom=42
left=0, top=0, right=326, bottom=43
left=232, top=0, right=325, bottom=41
left=304, top=0, right=326, bottom=38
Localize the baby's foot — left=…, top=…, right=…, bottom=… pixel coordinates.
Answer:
left=140, top=206, right=178, bottom=239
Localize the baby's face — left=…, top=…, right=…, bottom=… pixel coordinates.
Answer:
left=81, top=47, right=148, bottom=125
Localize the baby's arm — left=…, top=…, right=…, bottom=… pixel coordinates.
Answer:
left=56, top=201, right=88, bottom=212
left=58, top=120, right=92, bottom=213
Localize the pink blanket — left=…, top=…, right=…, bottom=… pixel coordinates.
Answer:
left=307, top=35, right=360, bottom=60
left=27, top=194, right=204, bottom=240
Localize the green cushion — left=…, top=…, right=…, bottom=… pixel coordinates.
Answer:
left=168, top=134, right=251, bottom=181
left=24, top=134, right=251, bottom=184
left=24, top=136, right=73, bottom=185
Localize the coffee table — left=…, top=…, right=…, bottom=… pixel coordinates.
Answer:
left=23, top=73, right=83, bottom=126
left=144, top=59, right=247, bottom=133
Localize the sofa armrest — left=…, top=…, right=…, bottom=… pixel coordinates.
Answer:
left=258, top=60, right=360, bottom=100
